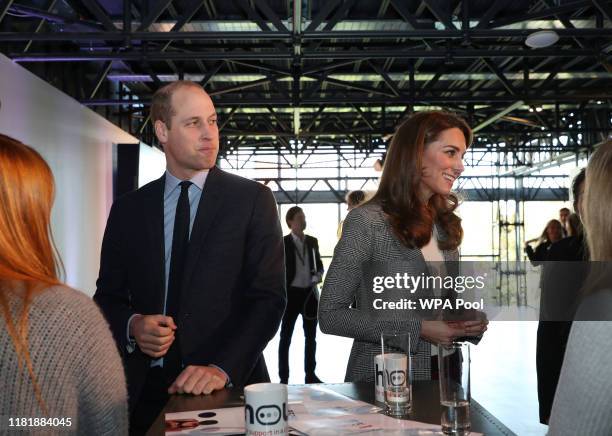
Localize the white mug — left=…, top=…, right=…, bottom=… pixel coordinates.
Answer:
left=244, top=383, right=289, bottom=436
left=375, top=352, right=408, bottom=403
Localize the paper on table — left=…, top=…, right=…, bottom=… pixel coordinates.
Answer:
left=288, top=385, right=381, bottom=418
left=290, top=412, right=440, bottom=435
left=288, top=386, right=482, bottom=436
left=164, top=407, right=245, bottom=435
left=291, top=412, right=483, bottom=436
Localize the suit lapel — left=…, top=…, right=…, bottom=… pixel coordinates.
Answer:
left=305, top=236, right=314, bottom=271
left=144, top=175, right=167, bottom=313
left=181, top=167, right=224, bottom=295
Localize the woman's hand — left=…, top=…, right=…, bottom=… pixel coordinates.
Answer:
left=448, top=319, right=489, bottom=337
left=420, top=320, right=466, bottom=346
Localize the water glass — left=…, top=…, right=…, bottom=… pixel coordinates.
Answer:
left=438, top=342, right=471, bottom=435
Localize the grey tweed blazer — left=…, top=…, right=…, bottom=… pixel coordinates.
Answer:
left=319, top=201, right=459, bottom=383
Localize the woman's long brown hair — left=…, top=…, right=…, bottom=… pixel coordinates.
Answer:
left=371, top=111, right=472, bottom=250
left=0, top=134, right=63, bottom=414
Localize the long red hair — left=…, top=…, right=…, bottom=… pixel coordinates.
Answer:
left=0, top=133, right=63, bottom=414
left=372, top=111, right=472, bottom=250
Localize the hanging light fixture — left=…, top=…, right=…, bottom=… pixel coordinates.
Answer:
left=525, top=30, right=559, bottom=48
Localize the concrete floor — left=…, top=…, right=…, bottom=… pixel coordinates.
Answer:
left=263, top=320, right=548, bottom=436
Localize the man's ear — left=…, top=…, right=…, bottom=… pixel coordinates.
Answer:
left=154, top=119, right=169, bottom=144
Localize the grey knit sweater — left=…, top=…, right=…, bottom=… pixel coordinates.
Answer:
left=548, top=290, right=612, bottom=435
left=0, top=285, right=128, bottom=435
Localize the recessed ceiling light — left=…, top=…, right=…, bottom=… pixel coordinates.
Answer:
left=525, top=30, right=559, bottom=48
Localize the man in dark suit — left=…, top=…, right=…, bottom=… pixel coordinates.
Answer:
left=94, top=81, right=286, bottom=434
left=278, top=206, right=324, bottom=384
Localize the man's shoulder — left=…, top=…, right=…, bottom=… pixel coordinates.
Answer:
left=549, top=235, right=585, bottom=260
left=305, top=234, right=319, bottom=244
left=211, top=167, right=266, bottom=193
left=112, top=175, right=164, bottom=209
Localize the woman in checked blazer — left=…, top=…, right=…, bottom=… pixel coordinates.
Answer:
left=319, top=111, right=488, bottom=382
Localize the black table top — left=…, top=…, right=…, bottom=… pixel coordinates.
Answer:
left=149, top=381, right=516, bottom=435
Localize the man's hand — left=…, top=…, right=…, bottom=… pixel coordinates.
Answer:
left=168, top=365, right=227, bottom=395
left=130, top=314, right=176, bottom=358
left=420, top=320, right=466, bottom=346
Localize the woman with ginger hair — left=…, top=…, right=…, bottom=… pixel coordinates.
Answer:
left=319, top=111, right=488, bottom=382
left=549, top=140, right=612, bottom=435
left=0, top=134, right=127, bottom=434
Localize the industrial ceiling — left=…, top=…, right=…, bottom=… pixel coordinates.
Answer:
left=1, top=0, right=610, bottom=163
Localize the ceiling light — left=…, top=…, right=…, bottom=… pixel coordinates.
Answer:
left=535, top=106, right=543, bottom=112
left=525, top=30, right=559, bottom=48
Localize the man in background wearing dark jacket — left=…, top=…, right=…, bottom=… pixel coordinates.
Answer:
left=278, top=206, right=324, bottom=384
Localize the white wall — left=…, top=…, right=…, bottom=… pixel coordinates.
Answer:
left=0, top=53, right=138, bottom=295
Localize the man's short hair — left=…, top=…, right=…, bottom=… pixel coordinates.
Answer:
left=150, top=81, right=202, bottom=129
left=560, top=207, right=570, bottom=213
left=285, top=206, right=303, bottom=227
left=346, top=190, right=366, bottom=207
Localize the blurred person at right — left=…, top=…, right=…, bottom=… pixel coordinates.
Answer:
left=0, top=134, right=128, bottom=435
left=536, top=169, right=588, bottom=424
left=548, top=140, right=612, bottom=435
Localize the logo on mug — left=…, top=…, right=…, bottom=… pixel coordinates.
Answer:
left=375, top=362, right=384, bottom=386
left=245, top=403, right=289, bottom=426
left=388, top=370, right=406, bottom=386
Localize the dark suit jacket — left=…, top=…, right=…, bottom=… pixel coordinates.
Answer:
left=94, top=167, right=286, bottom=407
left=536, top=234, right=588, bottom=423
left=525, top=241, right=551, bottom=266
left=283, top=234, right=324, bottom=288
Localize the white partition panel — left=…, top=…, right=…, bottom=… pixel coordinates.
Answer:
left=0, top=53, right=138, bottom=295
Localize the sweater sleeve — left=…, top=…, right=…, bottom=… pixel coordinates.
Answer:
left=548, top=320, right=612, bottom=435
left=318, top=208, right=422, bottom=353
left=75, top=296, right=129, bottom=435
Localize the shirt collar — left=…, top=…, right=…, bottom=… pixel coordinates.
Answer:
left=291, top=232, right=305, bottom=244
left=164, top=169, right=209, bottom=194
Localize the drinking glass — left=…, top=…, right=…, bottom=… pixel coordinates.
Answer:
left=381, top=331, right=412, bottom=418
left=438, top=341, right=471, bottom=435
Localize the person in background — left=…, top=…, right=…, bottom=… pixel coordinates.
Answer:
left=536, top=169, right=588, bottom=425
left=0, top=134, right=128, bottom=434
left=278, top=206, right=324, bottom=384
left=319, top=111, right=488, bottom=383
left=94, top=81, right=286, bottom=434
left=559, top=207, right=570, bottom=237
left=524, top=219, right=564, bottom=266
left=347, top=190, right=366, bottom=210
left=548, top=140, right=612, bottom=435
left=338, top=190, right=367, bottom=238
left=565, top=212, right=582, bottom=237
